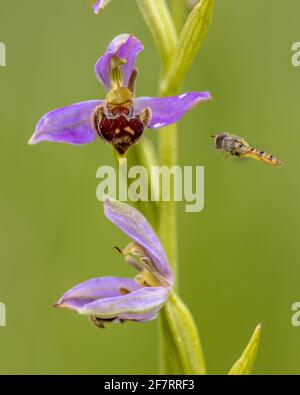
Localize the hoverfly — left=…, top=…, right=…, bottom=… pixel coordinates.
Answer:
left=212, top=132, right=283, bottom=167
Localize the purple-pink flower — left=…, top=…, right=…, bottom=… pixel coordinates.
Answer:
left=55, top=196, right=173, bottom=327
left=29, top=34, right=211, bottom=155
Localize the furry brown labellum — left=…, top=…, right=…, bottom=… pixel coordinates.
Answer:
left=92, top=104, right=151, bottom=155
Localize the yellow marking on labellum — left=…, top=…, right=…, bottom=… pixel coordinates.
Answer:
left=124, top=126, right=135, bottom=135
left=115, top=128, right=121, bottom=134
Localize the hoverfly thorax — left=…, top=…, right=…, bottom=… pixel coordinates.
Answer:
left=92, top=55, right=152, bottom=156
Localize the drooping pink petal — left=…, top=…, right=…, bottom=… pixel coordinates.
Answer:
left=55, top=277, right=141, bottom=311
left=134, top=91, right=212, bottom=129
left=78, top=286, right=169, bottom=322
left=103, top=197, right=173, bottom=287
left=29, top=100, right=102, bottom=145
left=95, top=34, right=143, bottom=91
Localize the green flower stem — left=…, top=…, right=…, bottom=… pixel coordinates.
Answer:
left=170, top=0, right=187, bottom=33
left=136, top=0, right=177, bottom=71
left=158, top=123, right=178, bottom=282
left=136, top=0, right=179, bottom=274
left=160, top=292, right=206, bottom=375
left=137, top=0, right=206, bottom=374
left=156, top=6, right=208, bottom=371
left=127, top=139, right=160, bottom=230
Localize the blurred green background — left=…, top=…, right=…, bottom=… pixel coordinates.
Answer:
left=0, top=0, right=299, bottom=374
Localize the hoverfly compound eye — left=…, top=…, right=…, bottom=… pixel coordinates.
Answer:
left=214, top=133, right=228, bottom=149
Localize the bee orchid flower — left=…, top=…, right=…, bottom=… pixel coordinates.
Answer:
left=29, top=34, right=211, bottom=155
left=55, top=196, right=173, bottom=327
